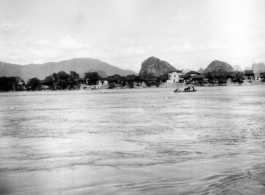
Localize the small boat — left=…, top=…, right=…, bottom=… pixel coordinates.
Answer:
left=174, top=89, right=197, bottom=93
left=183, top=90, right=197, bottom=92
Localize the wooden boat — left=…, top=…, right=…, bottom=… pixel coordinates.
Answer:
left=183, top=90, right=197, bottom=92
left=174, top=89, right=197, bottom=93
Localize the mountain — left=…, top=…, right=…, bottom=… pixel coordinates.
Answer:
left=245, top=67, right=252, bottom=70
left=251, top=63, right=265, bottom=77
left=139, top=56, right=177, bottom=77
left=197, top=68, right=204, bottom=74
left=204, top=60, right=233, bottom=73
left=183, top=69, right=192, bottom=74
left=233, top=65, right=242, bottom=71
left=0, top=58, right=137, bottom=81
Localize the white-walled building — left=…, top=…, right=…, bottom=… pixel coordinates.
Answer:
left=167, top=70, right=183, bottom=83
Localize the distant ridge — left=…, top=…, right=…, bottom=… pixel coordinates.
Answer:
left=0, top=58, right=137, bottom=80
left=233, top=65, right=242, bottom=71
left=251, top=63, right=265, bottom=77
left=183, top=69, right=192, bottom=74
left=245, top=67, right=252, bottom=70
left=197, top=68, right=204, bottom=74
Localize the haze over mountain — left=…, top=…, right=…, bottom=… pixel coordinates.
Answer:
left=233, top=65, right=243, bottom=71
left=0, top=58, right=136, bottom=81
left=139, top=56, right=177, bottom=77
left=245, top=67, right=252, bottom=70
left=197, top=68, right=204, bottom=74
left=183, top=69, right=192, bottom=74
left=204, top=60, right=233, bottom=73
left=251, top=63, right=265, bottom=77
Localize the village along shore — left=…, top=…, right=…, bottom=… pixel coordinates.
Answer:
left=0, top=69, right=265, bottom=92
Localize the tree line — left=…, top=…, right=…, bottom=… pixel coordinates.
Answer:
left=1, top=70, right=264, bottom=92
left=0, top=71, right=101, bottom=92
left=0, top=70, right=171, bottom=92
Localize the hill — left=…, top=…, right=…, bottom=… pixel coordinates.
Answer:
left=197, top=68, right=204, bottom=74
left=251, top=63, right=265, bottom=77
left=139, top=57, right=177, bottom=77
left=183, top=69, right=192, bottom=74
left=0, top=58, right=136, bottom=81
left=245, top=67, right=252, bottom=70
left=233, top=65, right=242, bottom=71
left=204, top=60, right=233, bottom=73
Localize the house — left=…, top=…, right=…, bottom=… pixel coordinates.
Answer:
left=167, top=70, right=183, bottom=83
left=179, top=74, right=191, bottom=83
left=244, top=70, right=255, bottom=80
left=191, top=75, right=204, bottom=85
left=177, top=70, right=201, bottom=83
left=107, top=74, right=122, bottom=84
left=134, top=76, right=145, bottom=86
left=98, top=78, right=108, bottom=85
left=143, top=77, right=157, bottom=87
left=186, top=71, right=201, bottom=77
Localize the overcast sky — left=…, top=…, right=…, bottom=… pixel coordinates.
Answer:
left=0, top=0, right=264, bottom=72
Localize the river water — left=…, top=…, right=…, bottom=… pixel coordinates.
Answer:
left=0, top=86, right=265, bottom=195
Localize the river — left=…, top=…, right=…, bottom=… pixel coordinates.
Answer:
left=0, top=86, right=265, bottom=195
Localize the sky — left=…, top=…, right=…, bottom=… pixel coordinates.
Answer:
left=0, top=0, right=265, bottom=72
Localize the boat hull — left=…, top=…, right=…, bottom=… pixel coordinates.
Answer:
left=174, top=90, right=197, bottom=93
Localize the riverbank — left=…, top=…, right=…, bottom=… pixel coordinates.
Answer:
left=1, top=80, right=264, bottom=93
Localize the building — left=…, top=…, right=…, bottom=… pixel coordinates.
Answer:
left=186, top=71, right=201, bottom=77
left=244, top=70, right=255, bottom=80
left=167, top=70, right=183, bottom=83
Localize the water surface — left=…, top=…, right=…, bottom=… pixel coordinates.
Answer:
left=0, top=86, right=265, bottom=195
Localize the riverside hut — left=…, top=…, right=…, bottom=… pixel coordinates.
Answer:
left=244, top=70, right=255, bottom=81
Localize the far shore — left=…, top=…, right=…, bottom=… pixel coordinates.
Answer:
left=1, top=80, right=264, bottom=93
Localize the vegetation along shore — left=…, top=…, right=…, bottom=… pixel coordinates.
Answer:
left=0, top=57, right=265, bottom=92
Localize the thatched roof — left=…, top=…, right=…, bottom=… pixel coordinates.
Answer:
left=107, top=75, right=121, bottom=81
left=186, top=71, right=201, bottom=75
left=244, top=70, right=254, bottom=75
left=192, top=75, right=203, bottom=79
left=179, top=74, right=190, bottom=79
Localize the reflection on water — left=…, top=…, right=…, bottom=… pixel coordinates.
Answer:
left=0, top=86, right=265, bottom=195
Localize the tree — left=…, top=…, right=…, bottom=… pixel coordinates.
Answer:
left=261, top=73, right=265, bottom=82
left=205, top=72, right=214, bottom=85
left=156, top=77, right=162, bottom=87
left=57, top=71, right=69, bottom=89
left=84, top=72, right=100, bottom=85
left=126, top=75, right=135, bottom=88
left=27, top=77, right=42, bottom=91
left=43, top=75, right=54, bottom=89
left=51, top=73, right=59, bottom=90
left=0, top=77, right=20, bottom=91
left=217, top=74, right=227, bottom=85
left=232, top=71, right=244, bottom=85
left=161, top=74, right=169, bottom=83
left=68, top=71, right=80, bottom=89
